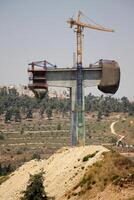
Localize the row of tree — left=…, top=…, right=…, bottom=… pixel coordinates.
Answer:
left=85, top=93, right=134, bottom=118
left=0, top=87, right=134, bottom=122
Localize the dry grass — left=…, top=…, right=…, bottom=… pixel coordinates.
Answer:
left=68, top=151, right=134, bottom=199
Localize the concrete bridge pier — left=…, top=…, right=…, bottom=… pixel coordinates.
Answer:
left=70, top=84, right=85, bottom=146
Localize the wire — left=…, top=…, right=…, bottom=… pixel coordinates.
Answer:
left=80, top=11, right=106, bottom=29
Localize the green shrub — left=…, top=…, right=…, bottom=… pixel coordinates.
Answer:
left=0, top=133, right=5, bottom=140
left=0, top=163, right=14, bottom=176
left=21, top=172, right=48, bottom=200
left=32, top=152, right=41, bottom=160
left=83, top=151, right=99, bottom=162
left=16, top=149, right=23, bottom=155
left=57, top=123, right=61, bottom=130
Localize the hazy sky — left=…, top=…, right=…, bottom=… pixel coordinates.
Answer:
left=0, top=0, right=134, bottom=100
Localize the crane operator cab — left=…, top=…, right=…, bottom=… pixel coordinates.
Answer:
left=98, top=59, right=120, bottom=94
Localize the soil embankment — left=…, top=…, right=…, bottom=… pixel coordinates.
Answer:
left=0, top=145, right=108, bottom=200
left=0, top=145, right=133, bottom=200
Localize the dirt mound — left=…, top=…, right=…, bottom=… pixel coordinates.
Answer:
left=0, top=159, right=46, bottom=200
left=0, top=145, right=108, bottom=200
left=1, top=146, right=133, bottom=200
left=65, top=151, right=134, bottom=200
left=44, top=145, right=108, bottom=199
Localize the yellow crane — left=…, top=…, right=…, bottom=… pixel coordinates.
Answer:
left=67, top=11, right=114, bottom=146
left=67, top=10, right=114, bottom=65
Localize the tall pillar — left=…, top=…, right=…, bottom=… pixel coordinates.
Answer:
left=76, top=63, right=85, bottom=146
left=70, top=87, right=77, bottom=145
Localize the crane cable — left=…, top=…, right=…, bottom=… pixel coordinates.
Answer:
left=79, top=11, right=108, bottom=29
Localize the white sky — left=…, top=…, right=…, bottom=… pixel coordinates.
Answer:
left=0, top=0, right=134, bottom=100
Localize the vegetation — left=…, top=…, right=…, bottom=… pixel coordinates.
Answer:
left=0, top=86, right=133, bottom=181
left=0, top=132, right=5, bottom=140
left=69, top=151, right=134, bottom=199
left=0, top=163, right=14, bottom=176
left=0, top=162, right=15, bottom=185
left=82, top=151, right=99, bottom=162
left=0, top=87, right=134, bottom=123
left=21, top=172, right=48, bottom=200
left=57, top=123, right=61, bottom=130
left=32, top=152, right=41, bottom=160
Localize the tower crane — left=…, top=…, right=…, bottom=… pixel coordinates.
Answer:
left=67, top=10, right=114, bottom=65
left=27, top=11, right=120, bottom=146
left=67, top=11, right=114, bottom=145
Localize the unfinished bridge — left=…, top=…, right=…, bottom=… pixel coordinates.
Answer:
left=28, top=11, right=120, bottom=146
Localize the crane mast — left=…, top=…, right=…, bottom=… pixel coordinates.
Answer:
left=67, top=11, right=114, bottom=146
left=67, top=10, right=114, bottom=65
left=76, top=11, right=83, bottom=64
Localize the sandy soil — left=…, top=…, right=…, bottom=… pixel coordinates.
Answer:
left=0, top=159, right=46, bottom=200
left=73, top=185, right=134, bottom=200
left=0, top=145, right=108, bottom=200
left=92, top=185, right=134, bottom=200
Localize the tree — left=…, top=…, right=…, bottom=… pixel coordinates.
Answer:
left=20, top=128, right=24, bottom=135
left=97, top=111, right=102, bottom=121
left=104, top=108, right=110, bottom=117
left=46, top=107, right=52, bottom=120
left=26, top=109, right=33, bottom=119
left=14, top=109, right=21, bottom=122
left=0, top=163, right=2, bottom=176
left=4, top=109, right=12, bottom=123
left=40, top=107, right=45, bottom=118
left=0, top=105, right=3, bottom=115
left=0, top=163, right=13, bottom=176
left=32, top=152, right=41, bottom=160
left=0, top=132, right=5, bottom=140
left=8, top=88, right=18, bottom=96
left=128, top=102, right=134, bottom=116
left=57, top=123, right=61, bottom=130
left=21, top=172, right=48, bottom=200
left=121, top=96, right=130, bottom=113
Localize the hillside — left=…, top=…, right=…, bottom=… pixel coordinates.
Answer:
left=0, top=146, right=133, bottom=200
left=0, top=145, right=108, bottom=200
left=64, top=150, right=134, bottom=200
left=0, top=86, right=133, bottom=200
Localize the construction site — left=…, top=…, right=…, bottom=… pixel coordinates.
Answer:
left=27, top=10, right=120, bottom=146
left=0, top=7, right=134, bottom=200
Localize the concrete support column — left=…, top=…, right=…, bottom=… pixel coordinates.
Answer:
left=70, top=86, right=77, bottom=146
left=76, top=63, right=85, bottom=146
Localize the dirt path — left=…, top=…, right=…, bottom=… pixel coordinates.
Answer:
left=110, top=121, right=125, bottom=144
